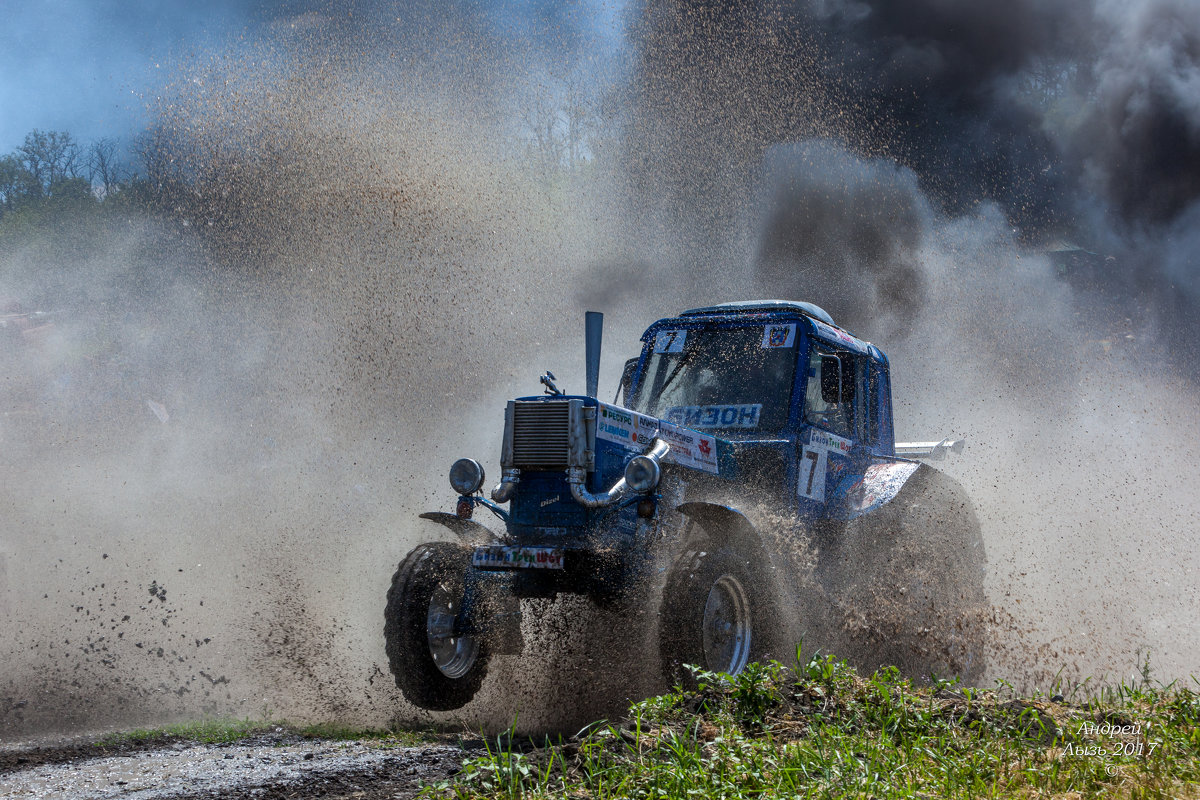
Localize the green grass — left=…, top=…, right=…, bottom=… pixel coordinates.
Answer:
left=429, top=650, right=1200, bottom=799
left=294, top=721, right=432, bottom=746
left=95, top=718, right=276, bottom=746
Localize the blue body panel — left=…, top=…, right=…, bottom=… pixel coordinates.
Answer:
left=509, top=471, right=586, bottom=530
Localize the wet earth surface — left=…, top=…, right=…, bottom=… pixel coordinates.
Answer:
left=0, top=730, right=470, bottom=799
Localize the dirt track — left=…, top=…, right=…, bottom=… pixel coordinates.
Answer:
left=0, top=730, right=467, bottom=799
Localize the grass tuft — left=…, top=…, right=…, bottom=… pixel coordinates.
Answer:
left=429, top=652, right=1200, bottom=799
left=96, top=718, right=275, bottom=747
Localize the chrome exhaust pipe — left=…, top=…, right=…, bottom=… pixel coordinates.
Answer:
left=490, top=468, right=520, bottom=503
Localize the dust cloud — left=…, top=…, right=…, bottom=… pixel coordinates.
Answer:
left=1, top=7, right=619, bottom=738
left=2, top=0, right=1198, bottom=741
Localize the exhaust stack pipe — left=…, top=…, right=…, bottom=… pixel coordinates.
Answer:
left=585, top=311, right=603, bottom=399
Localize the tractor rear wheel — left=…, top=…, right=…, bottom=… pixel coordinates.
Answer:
left=827, top=465, right=990, bottom=685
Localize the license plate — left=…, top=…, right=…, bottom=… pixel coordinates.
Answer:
left=472, top=546, right=564, bottom=570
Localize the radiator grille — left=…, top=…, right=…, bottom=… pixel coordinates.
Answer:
left=511, top=401, right=571, bottom=467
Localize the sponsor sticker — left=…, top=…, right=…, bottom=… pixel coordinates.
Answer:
left=653, top=329, right=687, bottom=353
left=761, top=323, right=797, bottom=348
left=659, top=420, right=719, bottom=474
left=798, top=446, right=828, bottom=501
left=665, top=404, right=762, bottom=429
left=634, top=414, right=659, bottom=445
left=812, top=319, right=869, bottom=354
left=808, top=429, right=853, bottom=456
left=596, top=402, right=719, bottom=474
left=473, top=546, right=564, bottom=570
left=597, top=403, right=636, bottom=446
left=598, top=402, right=659, bottom=448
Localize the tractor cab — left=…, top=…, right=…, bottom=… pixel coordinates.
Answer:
left=626, top=300, right=895, bottom=516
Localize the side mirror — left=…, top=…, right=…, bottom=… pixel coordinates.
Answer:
left=820, top=355, right=856, bottom=404
left=820, top=356, right=842, bottom=404
left=616, top=357, right=639, bottom=404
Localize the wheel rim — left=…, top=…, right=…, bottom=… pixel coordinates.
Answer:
left=426, top=584, right=479, bottom=679
left=701, top=574, right=752, bottom=675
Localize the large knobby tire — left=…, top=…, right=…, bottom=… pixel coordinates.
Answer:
left=659, top=545, right=778, bottom=687
left=828, top=466, right=990, bottom=685
left=384, top=542, right=489, bottom=711
left=886, top=468, right=989, bottom=685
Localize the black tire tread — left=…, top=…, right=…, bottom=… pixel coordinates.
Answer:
left=659, top=543, right=780, bottom=687
left=384, top=542, right=489, bottom=711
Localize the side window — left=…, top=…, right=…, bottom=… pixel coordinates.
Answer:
left=863, top=363, right=883, bottom=448
left=856, top=359, right=871, bottom=444
left=803, top=345, right=855, bottom=437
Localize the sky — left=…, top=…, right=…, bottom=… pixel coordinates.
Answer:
left=0, top=1, right=274, bottom=151
left=0, top=0, right=628, bottom=154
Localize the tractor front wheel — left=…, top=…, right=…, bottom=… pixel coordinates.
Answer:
left=659, top=545, right=776, bottom=687
left=384, top=542, right=489, bottom=711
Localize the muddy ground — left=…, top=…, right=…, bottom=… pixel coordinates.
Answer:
left=0, top=730, right=469, bottom=799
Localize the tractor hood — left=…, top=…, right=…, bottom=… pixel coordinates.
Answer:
left=490, top=395, right=737, bottom=535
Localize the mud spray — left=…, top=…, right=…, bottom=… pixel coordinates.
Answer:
left=1, top=0, right=1197, bottom=739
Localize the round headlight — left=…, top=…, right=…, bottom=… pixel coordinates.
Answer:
left=624, top=455, right=661, bottom=493
left=449, top=458, right=486, bottom=495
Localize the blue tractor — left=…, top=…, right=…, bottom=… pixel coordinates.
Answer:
left=385, top=301, right=987, bottom=711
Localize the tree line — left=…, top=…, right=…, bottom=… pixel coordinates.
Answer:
left=0, top=130, right=135, bottom=219
left=0, top=127, right=204, bottom=313
left=0, top=125, right=221, bottom=276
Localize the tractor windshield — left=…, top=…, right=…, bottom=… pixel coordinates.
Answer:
left=630, top=323, right=799, bottom=432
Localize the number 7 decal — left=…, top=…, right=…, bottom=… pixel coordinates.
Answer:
left=798, top=447, right=828, bottom=501
left=654, top=329, right=687, bottom=353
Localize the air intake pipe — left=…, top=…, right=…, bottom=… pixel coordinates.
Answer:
left=568, top=438, right=670, bottom=508
left=490, top=468, right=520, bottom=503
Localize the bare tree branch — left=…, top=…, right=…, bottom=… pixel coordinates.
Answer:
left=87, top=137, right=126, bottom=197
left=16, top=129, right=81, bottom=197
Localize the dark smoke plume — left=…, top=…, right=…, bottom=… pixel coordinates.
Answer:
left=622, top=0, right=1073, bottom=249
left=624, top=0, right=1200, bottom=351
left=1073, top=0, right=1200, bottom=226
left=807, top=0, right=1079, bottom=232
left=755, top=140, right=930, bottom=338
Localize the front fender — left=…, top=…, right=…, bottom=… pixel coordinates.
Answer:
left=827, top=459, right=921, bottom=520
left=675, top=502, right=767, bottom=559
left=418, top=512, right=497, bottom=547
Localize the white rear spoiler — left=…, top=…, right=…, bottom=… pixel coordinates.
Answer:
left=894, top=438, right=964, bottom=461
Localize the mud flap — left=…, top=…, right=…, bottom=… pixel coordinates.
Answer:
left=419, top=511, right=497, bottom=546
